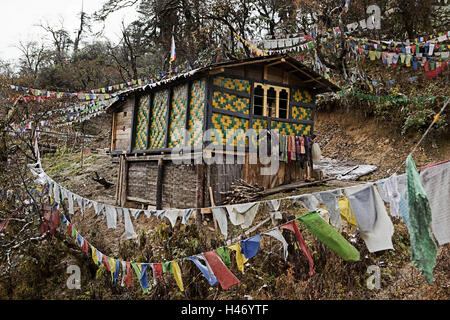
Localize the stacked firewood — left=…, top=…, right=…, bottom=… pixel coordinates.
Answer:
left=220, top=179, right=265, bottom=204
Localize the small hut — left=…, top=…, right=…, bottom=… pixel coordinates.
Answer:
left=107, top=55, right=339, bottom=209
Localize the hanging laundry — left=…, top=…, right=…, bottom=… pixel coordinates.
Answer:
left=204, top=251, right=240, bottom=290
left=171, top=261, right=184, bottom=292
left=212, top=207, right=228, bottom=239
left=123, top=208, right=137, bottom=240
left=105, top=206, right=117, bottom=229
left=216, top=247, right=231, bottom=269
left=240, top=234, right=261, bottom=259
left=227, top=243, right=248, bottom=274
left=298, top=212, right=360, bottom=261
left=186, top=254, right=218, bottom=286
left=226, top=202, right=260, bottom=229
left=339, top=197, right=357, bottom=227
left=420, top=161, right=450, bottom=245
left=263, top=229, right=289, bottom=262
left=280, top=221, right=315, bottom=276
left=288, top=194, right=320, bottom=212
left=406, top=155, right=438, bottom=285
left=315, top=189, right=343, bottom=229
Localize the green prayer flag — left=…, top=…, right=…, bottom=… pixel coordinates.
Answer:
left=216, top=246, right=231, bottom=269
left=406, top=155, right=438, bottom=285
left=298, top=212, right=360, bottom=262
left=162, top=261, right=173, bottom=274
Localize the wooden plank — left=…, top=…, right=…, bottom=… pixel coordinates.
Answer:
left=111, top=111, right=117, bottom=152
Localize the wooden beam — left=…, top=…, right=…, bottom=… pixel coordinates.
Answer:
left=265, top=58, right=285, bottom=68
left=208, top=187, right=218, bottom=231
left=209, top=67, right=225, bottom=75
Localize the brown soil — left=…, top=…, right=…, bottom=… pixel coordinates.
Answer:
left=315, top=109, right=450, bottom=181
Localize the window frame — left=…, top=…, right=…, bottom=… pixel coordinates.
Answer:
left=253, top=82, right=290, bottom=119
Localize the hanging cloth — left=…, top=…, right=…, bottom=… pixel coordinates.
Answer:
left=298, top=212, right=360, bottom=261
left=105, top=206, right=117, bottom=229
left=171, top=261, right=184, bottom=292
left=123, top=208, right=137, bottom=240
left=406, top=155, right=438, bottom=285
left=151, top=263, right=163, bottom=284
left=316, top=189, right=343, bottom=229
left=204, top=251, right=240, bottom=290
left=288, top=194, right=320, bottom=212
left=215, top=247, right=231, bottom=269
left=263, top=228, right=289, bottom=261
left=339, top=197, right=357, bottom=227
left=212, top=207, right=228, bottom=239
left=240, top=234, right=261, bottom=259
left=186, top=254, right=218, bottom=286
left=420, top=161, right=450, bottom=245
left=226, top=202, right=260, bottom=229
left=280, top=221, right=316, bottom=276
left=227, top=243, right=248, bottom=274
left=345, top=185, right=377, bottom=233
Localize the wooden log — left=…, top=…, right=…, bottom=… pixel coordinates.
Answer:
left=156, top=157, right=164, bottom=210
left=120, top=156, right=129, bottom=206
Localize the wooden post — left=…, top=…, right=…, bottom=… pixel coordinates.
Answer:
left=156, top=157, right=164, bottom=210
left=196, top=163, right=205, bottom=227
left=208, top=186, right=218, bottom=231
left=120, top=155, right=129, bottom=206
left=115, top=156, right=123, bottom=206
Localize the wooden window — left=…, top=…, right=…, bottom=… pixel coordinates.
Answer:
left=254, top=85, right=264, bottom=116
left=253, top=83, right=290, bottom=119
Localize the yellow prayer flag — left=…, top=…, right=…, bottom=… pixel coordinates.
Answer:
left=91, top=245, right=98, bottom=265
left=228, top=243, right=248, bottom=274
left=339, top=197, right=358, bottom=227
left=171, top=261, right=184, bottom=291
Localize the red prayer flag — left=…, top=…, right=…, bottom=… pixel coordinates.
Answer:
left=124, top=262, right=132, bottom=287
left=153, top=263, right=163, bottom=282
left=103, top=255, right=111, bottom=272
left=204, top=251, right=240, bottom=290
left=280, top=221, right=316, bottom=276
left=82, top=239, right=89, bottom=254
left=67, top=223, right=72, bottom=236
